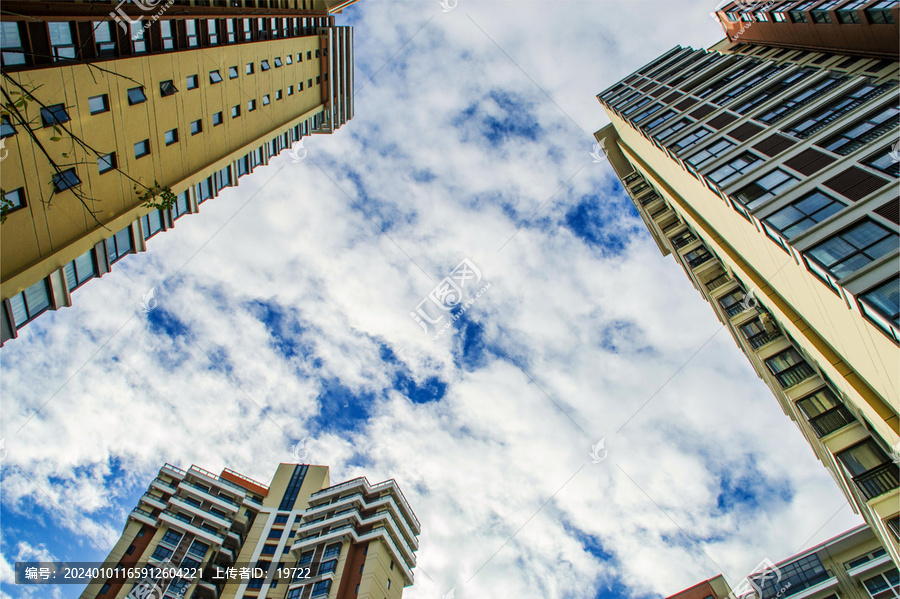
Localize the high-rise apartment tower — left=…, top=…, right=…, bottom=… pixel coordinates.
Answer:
left=79, top=462, right=420, bottom=599
left=0, top=0, right=358, bottom=345
left=595, top=0, right=899, bottom=562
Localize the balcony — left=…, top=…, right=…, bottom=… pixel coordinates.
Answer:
left=140, top=493, right=167, bottom=511
left=158, top=510, right=225, bottom=546
left=662, top=220, right=683, bottom=234
left=746, top=329, right=782, bottom=349
left=773, top=362, right=816, bottom=389
left=130, top=506, right=158, bottom=527
left=853, top=463, right=900, bottom=501
left=807, top=404, right=856, bottom=438
left=687, top=253, right=714, bottom=269
left=705, top=273, right=731, bottom=292
left=650, top=207, right=670, bottom=220
left=179, top=480, right=241, bottom=512
left=151, top=478, right=178, bottom=494
left=672, top=235, right=696, bottom=250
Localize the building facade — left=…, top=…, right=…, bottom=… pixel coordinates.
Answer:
left=595, top=20, right=899, bottom=561
left=666, top=525, right=897, bottom=599
left=79, top=462, right=420, bottom=599
left=712, top=0, right=898, bottom=59
left=0, top=0, right=358, bottom=345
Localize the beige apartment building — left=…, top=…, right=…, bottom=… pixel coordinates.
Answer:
left=667, top=524, right=897, bottom=599
left=79, top=462, right=420, bottom=599
left=596, top=0, right=898, bottom=562
left=0, top=0, right=358, bottom=345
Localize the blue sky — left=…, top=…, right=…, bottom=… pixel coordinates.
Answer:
left=0, top=1, right=865, bottom=598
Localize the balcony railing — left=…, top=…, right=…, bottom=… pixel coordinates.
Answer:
left=672, top=235, right=696, bottom=249
left=853, top=463, right=900, bottom=501
left=650, top=207, right=670, bottom=219
left=724, top=302, right=745, bottom=318
left=706, top=273, right=731, bottom=291
left=639, top=192, right=661, bottom=206
left=688, top=253, right=714, bottom=269
left=807, top=404, right=855, bottom=438
left=662, top=220, right=683, bottom=234
left=746, top=329, right=781, bottom=349
left=774, top=362, right=816, bottom=389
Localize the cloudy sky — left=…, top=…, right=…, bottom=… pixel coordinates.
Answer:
left=0, top=1, right=867, bottom=598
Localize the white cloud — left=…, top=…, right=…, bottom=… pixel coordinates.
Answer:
left=0, top=1, right=864, bottom=598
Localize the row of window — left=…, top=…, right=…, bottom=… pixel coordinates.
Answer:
left=0, top=17, right=332, bottom=67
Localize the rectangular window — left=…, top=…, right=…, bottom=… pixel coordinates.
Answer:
left=98, top=153, right=116, bottom=174
left=232, top=105, right=241, bottom=118
left=858, top=277, right=900, bottom=341
left=261, top=60, right=270, bottom=71
left=212, top=112, right=223, bottom=126
left=733, top=168, right=798, bottom=206
left=246, top=62, right=254, bottom=75
left=655, top=117, right=692, bottom=140
left=706, top=151, right=762, bottom=186
left=190, top=120, right=202, bottom=135
left=644, top=109, right=676, bottom=131
left=159, top=80, right=178, bottom=97
left=262, top=94, right=270, bottom=106
left=785, top=81, right=898, bottom=139
left=274, top=57, right=283, bottom=67
left=310, top=580, right=331, bottom=598
left=8, top=280, right=51, bottom=328
left=298, top=551, right=314, bottom=565
left=276, top=89, right=282, bottom=100
left=64, top=250, right=97, bottom=291
left=141, top=210, right=164, bottom=240
left=299, top=81, right=304, bottom=91
left=173, top=191, right=189, bottom=219
left=130, top=22, right=146, bottom=54
left=687, top=138, right=735, bottom=169
left=164, top=129, right=178, bottom=146
left=248, top=99, right=257, bottom=112
left=817, top=103, right=899, bottom=155
left=806, top=218, right=898, bottom=280
left=756, top=74, right=845, bottom=124
left=0, top=115, right=14, bottom=138
left=288, top=85, right=294, bottom=96
left=160, top=530, right=183, bottom=546
left=3, top=187, right=26, bottom=215
left=187, top=540, right=209, bottom=558
left=134, top=139, right=150, bottom=158
left=322, top=543, right=342, bottom=559
left=733, top=68, right=815, bottom=115
left=764, top=190, right=845, bottom=239
left=53, top=168, right=81, bottom=192
left=127, top=87, right=147, bottom=105
left=670, top=128, right=714, bottom=156
left=88, top=94, right=109, bottom=115
left=40, top=104, right=70, bottom=127
left=207, top=19, right=218, bottom=44
left=209, top=70, right=223, bottom=84
left=229, top=65, right=239, bottom=79
left=106, top=228, right=133, bottom=264
left=186, top=75, right=199, bottom=90
left=186, top=19, right=198, bottom=47
left=48, top=22, right=75, bottom=61
left=261, top=545, right=277, bottom=555
left=1, top=21, right=27, bottom=66
left=866, top=0, right=897, bottom=24
left=862, top=144, right=900, bottom=177
left=160, top=20, right=175, bottom=50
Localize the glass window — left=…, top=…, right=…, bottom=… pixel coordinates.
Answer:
left=755, top=73, right=844, bottom=124
left=246, top=62, right=254, bottom=75
left=859, top=277, right=900, bottom=338
left=53, top=168, right=81, bottom=191
left=134, top=139, right=150, bottom=158
left=186, top=75, right=199, bottom=90
left=248, top=99, right=257, bottom=112
left=98, top=153, right=116, bottom=174
left=229, top=66, right=239, bottom=79
left=212, top=112, right=223, bottom=126
left=159, top=80, right=178, bottom=97
left=165, top=129, right=178, bottom=146
left=0, top=115, right=15, bottom=137
left=207, top=19, right=218, bottom=44
left=261, top=545, right=277, bottom=555
left=322, top=542, right=341, bottom=559
left=1, top=21, right=27, bottom=66
left=818, top=103, right=899, bottom=155
left=655, top=117, right=693, bottom=140
left=8, top=280, right=51, bottom=328
left=764, top=190, right=844, bottom=238
left=785, top=81, right=898, bottom=139
left=106, top=228, right=133, bottom=263
left=89, top=95, right=109, bottom=115
left=310, top=580, right=331, bottom=598
left=150, top=545, right=173, bottom=561
left=671, top=127, right=712, bottom=153
left=172, top=191, right=189, bottom=219
left=209, top=70, right=223, bottom=84
left=190, top=120, right=202, bottom=135
left=796, top=387, right=841, bottom=420
left=707, top=151, right=762, bottom=186
left=862, top=145, right=900, bottom=177
left=749, top=553, right=829, bottom=599
left=262, top=94, right=270, bottom=106
left=127, top=87, right=147, bottom=105
left=232, top=105, right=241, bottom=118
left=130, top=21, right=146, bottom=54
left=288, top=85, right=294, bottom=96
left=687, top=138, right=735, bottom=169
left=187, top=540, right=208, bottom=558
left=160, top=20, right=175, bottom=50
left=186, top=19, right=198, bottom=47
left=764, top=347, right=805, bottom=375
left=40, top=104, right=70, bottom=127
left=807, top=218, right=898, bottom=279
left=837, top=439, right=890, bottom=477
left=733, top=169, right=798, bottom=206
left=48, top=22, right=75, bottom=61
left=276, top=90, right=282, bottom=101
left=160, top=530, right=183, bottom=546
left=3, top=188, right=26, bottom=214
left=274, top=57, right=283, bottom=67
left=141, top=210, right=164, bottom=240
left=261, top=60, right=270, bottom=71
